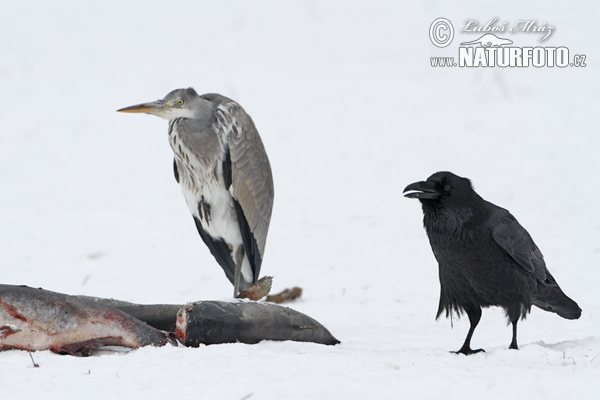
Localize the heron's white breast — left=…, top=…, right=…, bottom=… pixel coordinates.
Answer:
left=169, top=123, right=242, bottom=247
left=191, top=181, right=242, bottom=247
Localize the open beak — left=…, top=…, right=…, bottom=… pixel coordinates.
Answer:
left=403, top=180, right=441, bottom=200
left=117, top=99, right=170, bottom=115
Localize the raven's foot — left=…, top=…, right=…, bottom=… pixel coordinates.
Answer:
left=452, top=346, right=485, bottom=356
left=509, top=342, right=519, bottom=350
left=236, top=276, right=273, bottom=301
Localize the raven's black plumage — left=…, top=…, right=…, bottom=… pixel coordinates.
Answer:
left=404, top=171, right=581, bottom=355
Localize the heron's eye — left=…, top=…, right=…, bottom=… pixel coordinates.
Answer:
left=177, top=99, right=184, bottom=106
left=444, top=184, right=451, bottom=192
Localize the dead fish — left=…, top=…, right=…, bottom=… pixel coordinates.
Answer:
left=266, top=287, right=303, bottom=304
left=236, top=276, right=273, bottom=301
left=0, top=285, right=173, bottom=355
left=176, top=301, right=340, bottom=346
left=89, top=297, right=340, bottom=346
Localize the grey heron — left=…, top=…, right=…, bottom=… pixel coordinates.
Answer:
left=118, top=88, right=274, bottom=297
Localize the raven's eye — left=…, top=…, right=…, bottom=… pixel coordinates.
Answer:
left=177, top=99, right=184, bottom=106
left=444, top=184, right=451, bottom=192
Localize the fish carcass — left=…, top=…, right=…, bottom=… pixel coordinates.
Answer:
left=0, top=285, right=173, bottom=355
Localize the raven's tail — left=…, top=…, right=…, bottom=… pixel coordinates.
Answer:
left=533, top=273, right=581, bottom=320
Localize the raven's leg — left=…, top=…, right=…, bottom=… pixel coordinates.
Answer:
left=509, top=320, right=518, bottom=350
left=454, top=307, right=484, bottom=355
left=506, top=305, right=521, bottom=350
left=505, top=303, right=522, bottom=350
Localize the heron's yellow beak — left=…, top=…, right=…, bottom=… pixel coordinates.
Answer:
left=117, top=100, right=173, bottom=115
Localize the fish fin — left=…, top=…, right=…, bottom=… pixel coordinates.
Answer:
left=56, top=336, right=124, bottom=356
left=237, top=276, right=273, bottom=301
left=0, top=325, right=21, bottom=339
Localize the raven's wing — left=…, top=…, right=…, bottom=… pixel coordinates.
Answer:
left=490, top=211, right=547, bottom=282
left=220, top=102, right=274, bottom=280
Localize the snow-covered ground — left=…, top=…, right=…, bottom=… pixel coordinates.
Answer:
left=1, top=1, right=599, bottom=399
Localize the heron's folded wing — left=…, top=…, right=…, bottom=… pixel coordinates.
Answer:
left=224, top=103, right=274, bottom=278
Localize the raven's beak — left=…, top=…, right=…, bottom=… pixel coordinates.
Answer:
left=403, top=180, right=441, bottom=200
left=117, top=99, right=172, bottom=115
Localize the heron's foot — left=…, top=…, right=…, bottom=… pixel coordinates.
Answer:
left=236, top=276, right=273, bottom=301
left=266, top=287, right=303, bottom=304
left=452, top=346, right=485, bottom=356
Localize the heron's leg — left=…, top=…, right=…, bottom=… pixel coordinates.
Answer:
left=454, top=306, right=484, bottom=355
left=232, top=245, right=245, bottom=297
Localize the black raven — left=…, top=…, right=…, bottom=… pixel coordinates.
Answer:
left=403, top=171, right=581, bottom=355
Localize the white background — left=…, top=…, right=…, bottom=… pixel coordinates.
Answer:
left=1, top=1, right=598, bottom=399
